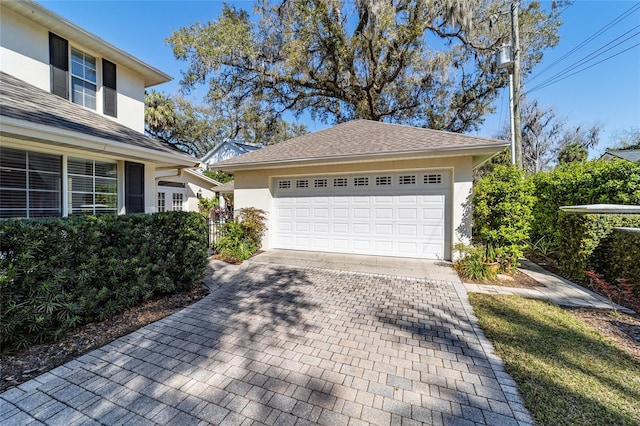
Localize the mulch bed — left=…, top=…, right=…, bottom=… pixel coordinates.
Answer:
left=0, top=286, right=209, bottom=393
left=458, top=269, right=543, bottom=288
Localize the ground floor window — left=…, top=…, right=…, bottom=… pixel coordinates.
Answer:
left=172, top=193, right=184, bottom=211
left=0, top=147, right=121, bottom=218
left=68, top=158, right=117, bottom=216
left=157, top=192, right=166, bottom=212
left=0, top=148, right=62, bottom=218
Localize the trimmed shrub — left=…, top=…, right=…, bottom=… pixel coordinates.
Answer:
left=556, top=213, right=640, bottom=282
left=531, top=160, right=640, bottom=245
left=0, top=211, right=208, bottom=352
left=472, top=165, right=536, bottom=271
left=591, top=227, right=640, bottom=295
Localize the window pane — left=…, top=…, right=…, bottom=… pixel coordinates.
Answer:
left=30, top=171, right=61, bottom=191
left=95, top=178, right=116, bottom=194
left=0, top=190, right=26, bottom=209
left=0, top=149, right=62, bottom=219
left=95, top=161, right=117, bottom=178
left=68, top=158, right=93, bottom=175
left=29, top=152, right=61, bottom=173
left=70, top=176, right=94, bottom=193
left=0, top=148, right=26, bottom=169
left=95, top=193, right=117, bottom=209
left=0, top=170, right=26, bottom=188
left=30, top=191, right=61, bottom=210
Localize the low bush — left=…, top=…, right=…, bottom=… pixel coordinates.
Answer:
left=0, top=211, right=208, bottom=352
left=556, top=213, right=640, bottom=283
left=453, top=243, right=498, bottom=281
left=472, top=165, right=535, bottom=271
left=215, top=207, right=266, bottom=262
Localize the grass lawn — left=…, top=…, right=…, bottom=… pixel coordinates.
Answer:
left=469, top=293, right=640, bottom=426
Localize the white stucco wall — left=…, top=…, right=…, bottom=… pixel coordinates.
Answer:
left=0, top=7, right=147, bottom=132
left=232, top=156, right=475, bottom=260
left=0, top=8, right=50, bottom=91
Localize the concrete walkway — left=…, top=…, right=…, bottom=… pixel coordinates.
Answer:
left=463, top=259, right=634, bottom=314
left=1, top=258, right=532, bottom=426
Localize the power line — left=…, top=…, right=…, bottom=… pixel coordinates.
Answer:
left=526, top=25, right=640, bottom=93
left=528, top=2, right=640, bottom=83
left=527, top=41, right=640, bottom=94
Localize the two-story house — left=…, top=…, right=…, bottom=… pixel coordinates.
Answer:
left=0, top=0, right=202, bottom=218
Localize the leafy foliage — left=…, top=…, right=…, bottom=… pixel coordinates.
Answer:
left=453, top=243, right=498, bottom=281
left=167, top=0, right=565, bottom=131
left=215, top=207, right=267, bottom=262
left=145, top=91, right=306, bottom=156
left=0, top=212, right=208, bottom=352
left=530, top=160, right=640, bottom=245
left=557, top=142, right=588, bottom=165
left=198, top=196, right=219, bottom=217
left=590, top=229, right=640, bottom=295
left=203, top=170, right=234, bottom=183
left=472, top=165, right=535, bottom=270
left=555, top=213, right=640, bottom=282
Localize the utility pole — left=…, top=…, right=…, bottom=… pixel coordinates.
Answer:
left=511, top=1, right=523, bottom=169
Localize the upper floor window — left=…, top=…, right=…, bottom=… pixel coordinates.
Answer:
left=49, top=32, right=116, bottom=117
left=71, top=48, right=97, bottom=109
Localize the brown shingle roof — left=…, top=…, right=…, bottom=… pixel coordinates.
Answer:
left=215, top=120, right=507, bottom=168
left=0, top=71, right=194, bottom=162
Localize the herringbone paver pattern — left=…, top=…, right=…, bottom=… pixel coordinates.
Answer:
left=0, top=263, right=532, bottom=425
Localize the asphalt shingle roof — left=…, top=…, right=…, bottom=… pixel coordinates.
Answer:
left=605, top=149, right=640, bottom=162
left=0, top=71, right=191, bottom=159
left=215, top=120, right=507, bottom=167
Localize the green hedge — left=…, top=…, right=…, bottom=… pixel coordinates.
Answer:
left=472, top=165, right=536, bottom=270
left=0, top=211, right=208, bottom=351
left=556, top=213, right=640, bottom=282
left=591, top=227, right=640, bottom=294
left=531, top=160, right=640, bottom=246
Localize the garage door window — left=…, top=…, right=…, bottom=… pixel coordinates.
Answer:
left=399, top=175, right=416, bottom=185
left=333, top=178, right=348, bottom=187
left=424, top=173, right=443, bottom=184
left=314, top=178, right=327, bottom=188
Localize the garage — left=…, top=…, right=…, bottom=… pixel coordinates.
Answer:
left=273, top=171, right=449, bottom=259
left=214, top=120, right=507, bottom=261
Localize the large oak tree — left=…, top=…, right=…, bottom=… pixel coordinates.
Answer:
left=167, top=0, right=568, bottom=132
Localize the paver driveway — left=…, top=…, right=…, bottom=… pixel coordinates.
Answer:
left=1, top=263, right=532, bottom=425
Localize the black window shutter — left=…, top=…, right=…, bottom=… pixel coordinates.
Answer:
left=125, top=161, right=145, bottom=214
left=49, top=32, right=68, bottom=99
left=102, top=59, right=117, bottom=117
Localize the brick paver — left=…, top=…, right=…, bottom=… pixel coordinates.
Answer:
left=0, top=262, right=533, bottom=425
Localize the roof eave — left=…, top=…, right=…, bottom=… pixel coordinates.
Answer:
left=1, top=117, right=197, bottom=168
left=216, top=143, right=509, bottom=172
left=3, top=0, right=171, bottom=87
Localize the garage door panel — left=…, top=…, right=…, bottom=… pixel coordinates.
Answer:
left=398, top=224, right=418, bottom=236
left=398, top=208, right=418, bottom=220
left=353, top=223, right=371, bottom=234
left=353, top=240, right=370, bottom=250
left=295, top=222, right=310, bottom=232
left=423, top=225, right=444, bottom=238
left=313, top=222, right=329, bottom=233
left=333, top=208, right=349, bottom=218
left=353, top=208, right=370, bottom=219
left=333, top=222, right=349, bottom=234
left=374, top=223, right=393, bottom=235
left=314, top=208, right=329, bottom=218
left=273, top=172, right=447, bottom=259
left=374, top=208, right=393, bottom=220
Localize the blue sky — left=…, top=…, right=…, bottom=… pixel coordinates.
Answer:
left=40, top=0, right=640, bottom=155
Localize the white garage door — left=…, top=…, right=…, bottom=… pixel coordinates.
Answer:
left=273, top=172, right=449, bottom=259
